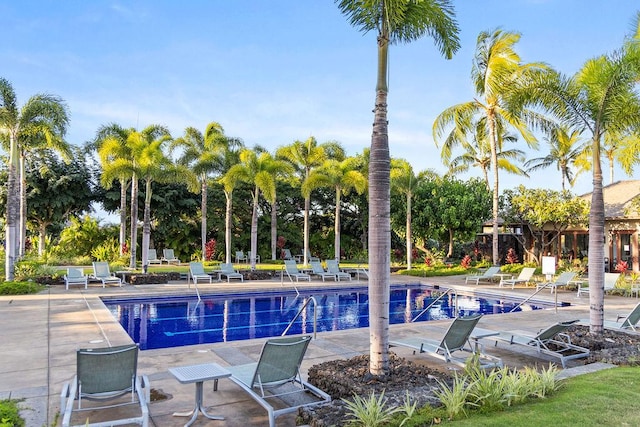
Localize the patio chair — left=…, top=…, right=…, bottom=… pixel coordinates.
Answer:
left=464, top=266, right=501, bottom=285
left=390, top=315, right=502, bottom=368
left=220, top=262, right=244, bottom=282
left=491, top=319, right=589, bottom=368
left=235, top=250, right=248, bottom=263
left=281, top=248, right=294, bottom=260
left=283, top=259, right=311, bottom=282
left=64, top=267, right=88, bottom=290
left=581, top=302, right=640, bottom=331
left=536, top=271, right=576, bottom=293
left=90, top=262, right=122, bottom=287
left=189, top=261, right=214, bottom=284
left=499, top=267, right=536, bottom=289
left=575, top=272, right=620, bottom=297
left=161, top=249, right=180, bottom=264
left=60, top=344, right=150, bottom=427
left=147, top=249, right=161, bottom=265
left=248, top=250, right=261, bottom=263
left=309, top=260, right=337, bottom=281
left=326, top=259, right=352, bottom=281
left=225, top=336, right=331, bottom=427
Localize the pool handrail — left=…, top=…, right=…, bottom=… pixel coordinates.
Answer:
left=509, top=285, right=553, bottom=313
left=282, top=296, right=317, bottom=339
left=412, top=288, right=456, bottom=322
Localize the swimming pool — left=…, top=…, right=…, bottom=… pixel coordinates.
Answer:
left=103, top=284, right=556, bottom=350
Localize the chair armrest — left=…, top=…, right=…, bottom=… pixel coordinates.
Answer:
left=139, top=374, right=151, bottom=403
left=60, top=381, right=70, bottom=415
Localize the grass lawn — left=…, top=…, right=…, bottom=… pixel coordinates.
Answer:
left=447, top=366, right=640, bottom=426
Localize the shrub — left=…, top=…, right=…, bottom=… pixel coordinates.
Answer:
left=0, top=398, right=25, bottom=427
left=0, top=281, right=45, bottom=295
left=343, top=391, right=399, bottom=426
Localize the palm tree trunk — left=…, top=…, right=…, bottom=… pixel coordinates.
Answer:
left=334, top=190, right=342, bottom=261
left=589, top=136, right=605, bottom=334
left=201, top=178, right=208, bottom=260
left=609, top=156, right=614, bottom=185
left=141, top=179, right=152, bottom=269
left=39, top=222, right=47, bottom=257
left=448, top=228, right=454, bottom=258
left=5, top=136, right=19, bottom=280
left=303, top=196, right=310, bottom=265
left=129, top=173, right=138, bottom=269
left=369, top=33, right=391, bottom=377
left=488, top=111, right=500, bottom=265
left=119, top=179, right=127, bottom=256
left=19, top=152, right=26, bottom=258
left=406, top=193, right=412, bottom=270
left=224, top=190, right=233, bottom=264
left=250, top=187, right=259, bottom=270
left=271, top=200, right=277, bottom=261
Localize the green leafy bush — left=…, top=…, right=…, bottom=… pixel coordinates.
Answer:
left=0, top=281, right=46, bottom=295
left=0, top=398, right=25, bottom=427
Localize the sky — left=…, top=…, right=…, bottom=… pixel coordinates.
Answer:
left=2, top=0, right=640, bottom=212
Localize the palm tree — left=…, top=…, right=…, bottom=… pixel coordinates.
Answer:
left=0, top=78, right=69, bottom=280
left=337, top=0, right=460, bottom=376
left=440, top=118, right=527, bottom=189
left=524, top=126, right=587, bottom=191
left=95, top=123, right=134, bottom=256
left=217, top=137, right=245, bottom=264
left=311, top=156, right=366, bottom=261
left=433, top=29, right=548, bottom=266
left=226, top=148, right=290, bottom=270
left=517, top=19, right=640, bottom=333
left=276, top=137, right=328, bottom=265
left=172, top=122, right=227, bottom=259
left=390, top=159, right=436, bottom=270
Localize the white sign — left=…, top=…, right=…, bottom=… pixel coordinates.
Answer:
left=542, top=256, right=556, bottom=276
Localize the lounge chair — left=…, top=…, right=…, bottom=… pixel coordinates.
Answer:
left=465, top=266, right=501, bottom=285
left=536, top=271, right=576, bottom=293
left=281, top=248, right=294, bottom=260
left=225, top=336, right=331, bottom=427
left=283, top=259, right=311, bottom=282
left=390, top=315, right=502, bottom=368
left=91, top=262, right=122, bottom=287
left=326, top=259, right=352, bottom=281
left=235, top=250, right=248, bottom=263
left=60, top=344, right=150, bottom=427
left=581, top=302, right=640, bottom=331
left=491, top=319, right=589, bottom=368
left=147, top=249, right=161, bottom=265
left=309, top=260, right=337, bottom=281
left=248, top=250, right=261, bottom=263
left=189, top=262, right=214, bottom=284
left=499, top=267, right=536, bottom=289
left=575, top=272, right=620, bottom=297
left=162, top=249, right=180, bottom=264
left=219, top=262, right=244, bottom=282
left=64, top=267, right=88, bottom=290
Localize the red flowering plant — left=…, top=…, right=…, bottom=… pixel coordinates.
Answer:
left=424, top=257, right=432, bottom=267
left=460, top=255, right=472, bottom=269
left=205, top=239, right=217, bottom=261
left=505, top=248, right=519, bottom=264
left=616, top=259, right=629, bottom=274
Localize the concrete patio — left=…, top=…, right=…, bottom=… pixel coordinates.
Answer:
left=1, top=273, right=635, bottom=426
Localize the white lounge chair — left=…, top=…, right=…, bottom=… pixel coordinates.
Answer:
left=465, top=266, right=501, bottom=285
left=326, top=260, right=352, bottom=281
left=90, top=262, right=122, bottom=287
left=536, top=271, right=576, bottom=293
left=248, top=251, right=261, bottom=263
left=309, top=260, right=336, bottom=281
left=64, top=268, right=88, bottom=290
left=575, top=272, right=620, bottom=297
left=189, top=262, right=213, bottom=284
left=499, top=267, right=536, bottom=289
left=283, top=260, right=311, bottom=282
left=60, top=344, right=150, bottom=427
left=220, top=263, right=244, bottom=282
left=281, top=248, right=294, bottom=260
left=161, top=249, right=180, bottom=265
left=225, top=336, right=331, bottom=427
left=147, top=249, right=161, bottom=265
left=235, top=251, right=248, bottom=263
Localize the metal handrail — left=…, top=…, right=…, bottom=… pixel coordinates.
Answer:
left=282, top=296, right=317, bottom=339
left=509, top=284, right=549, bottom=313
left=412, top=288, right=455, bottom=322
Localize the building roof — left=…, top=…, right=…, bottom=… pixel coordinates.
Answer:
left=581, top=180, right=640, bottom=219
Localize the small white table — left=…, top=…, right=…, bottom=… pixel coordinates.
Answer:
left=169, top=363, right=231, bottom=426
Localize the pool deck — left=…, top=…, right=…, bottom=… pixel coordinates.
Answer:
left=1, top=272, right=636, bottom=426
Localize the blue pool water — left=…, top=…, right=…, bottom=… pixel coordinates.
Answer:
left=103, top=284, right=555, bottom=350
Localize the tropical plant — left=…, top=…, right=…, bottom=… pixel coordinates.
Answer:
left=217, top=137, right=245, bottom=263
left=0, top=78, right=70, bottom=280
left=433, top=28, right=549, bottom=265
left=337, top=0, right=460, bottom=376
left=342, top=391, right=399, bottom=427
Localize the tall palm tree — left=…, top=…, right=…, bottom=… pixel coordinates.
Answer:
left=517, top=20, right=640, bottom=333
left=310, top=156, right=366, bottom=261
left=390, top=159, right=436, bottom=270
left=524, top=126, right=587, bottom=191
left=602, top=130, right=640, bottom=184
left=337, top=0, right=460, bottom=376
left=172, top=122, right=227, bottom=259
left=226, top=148, right=290, bottom=270
left=95, top=123, right=134, bottom=256
left=276, top=137, right=328, bottom=265
left=433, top=29, right=548, bottom=266
left=440, top=118, right=527, bottom=189
left=0, top=78, right=69, bottom=280
left=217, top=137, right=245, bottom=264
